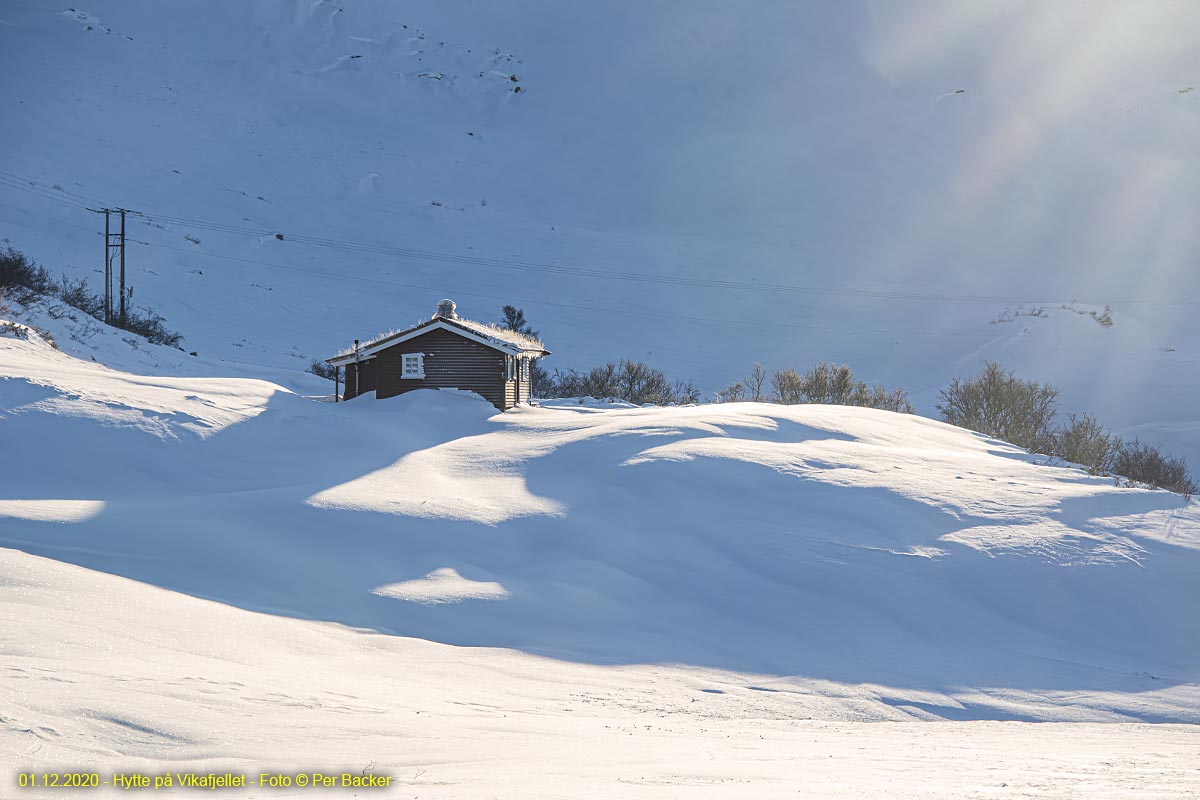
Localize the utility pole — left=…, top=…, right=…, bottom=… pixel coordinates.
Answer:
left=103, top=211, right=112, bottom=323
left=118, top=209, right=126, bottom=326
left=90, top=208, right=133, bottom=326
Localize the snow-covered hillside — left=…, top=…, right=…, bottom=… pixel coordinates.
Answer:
left=2, top=331, right=1199, bottom=795
left=3, top=332, right=1197, bottom=715
left=1, top=0, right=1198, bottom=461
left=3, top=2, right=1199, bottom=795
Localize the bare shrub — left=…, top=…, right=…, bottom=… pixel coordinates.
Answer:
left=529, top=359, right=551, bottom=397
left=771, top=362, right=913, bottom=412
left=544, top=367, right=585, bottom=398
left=0, top=246, right=54, bottom=301
left=0, top=243, right=183, bottom=348
left=1113, top=440, right=1197, bottom=497
left=308, top=359, right=338, bottom=381
left=937, top=361, right=1058, bottom=452
left=615, top=359, right=675, bottom=404
left=121, top=309, right=183, bottom=347
left=57, top=277, right=104, bottom=318
left=541, top=359, right=697, bottom=405
left=672, top=379, right=701, bottom=405
left=771, top=367, right=805, bottom=404
left=714, top=381, right=746, bottom=403
left=582, top=362, right=621, bottom=398
left=1052, top=413, right=1119, bottom=475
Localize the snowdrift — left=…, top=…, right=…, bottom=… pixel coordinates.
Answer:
left=1, top=0, right=1198, bottom=462
left=2, top=333, right=1197, bottom=726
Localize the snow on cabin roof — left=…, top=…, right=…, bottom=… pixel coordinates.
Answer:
left=326, top=306, right=548, bottom=365
left=453, top=316, right=546, bottom=352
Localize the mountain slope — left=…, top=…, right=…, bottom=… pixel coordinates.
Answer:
left=1, top=0, right=1198, bottom=463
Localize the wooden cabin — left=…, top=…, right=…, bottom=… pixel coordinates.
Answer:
left=325, top=300, right=549, bottom=411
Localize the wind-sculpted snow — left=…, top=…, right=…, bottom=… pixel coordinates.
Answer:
left=1, top=0, right=1198, bottom=469
left=2, top=336, right=1197, bottom=730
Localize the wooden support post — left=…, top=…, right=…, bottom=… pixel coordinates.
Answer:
left=118, top=209, right=127, bottom=326
left=103, top=210, right=111, bottom=324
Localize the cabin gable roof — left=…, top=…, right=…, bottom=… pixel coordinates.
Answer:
left=326, top=315, right=548, bottom=366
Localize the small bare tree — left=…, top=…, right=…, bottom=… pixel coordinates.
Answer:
left=745, top=362, right=767, bottom=401
left=937, top=361, right=1058, bottom=452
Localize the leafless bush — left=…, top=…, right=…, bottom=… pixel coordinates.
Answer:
left=771, top=367, right=805, bottom=404
left=58, top=276, right=104, bottom=318
left=673, top=379, right=701, bottom=405
left=121, top=309, right=183, bottom=347
left=714, top=363, right=769, bottom=404
left=529, top=359, right=551, bottom=397
left=308, top=359, right=338, bottom=381
left=771, top=362, right=913, bottom=412
left=1052, top=413, right=1119, bottom=475
left=1113, top=440, right=1197, bottom=498
left=0, top=244, right=183, bottom=347
left=541, top=359, right=698, bottom=405
left=937, top=361, right=1058, bottom=452
left=714, top=380, right=746, bottom=403
left=0, top=246, right=54, bottom=302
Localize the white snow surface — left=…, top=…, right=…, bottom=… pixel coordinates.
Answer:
left=1, top=0, right=1198, bottom=462
left=2, top=2, right=1200, bottom=794
left=2, top=332, right=1199, bottom=795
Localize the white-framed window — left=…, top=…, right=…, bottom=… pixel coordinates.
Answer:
left=521, top=357, right=530, bottom=381
left=505, top=355, right=517, bottom=381
left=401, top=352, right=425, bottom=379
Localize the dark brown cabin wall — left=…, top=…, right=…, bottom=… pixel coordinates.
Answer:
left=374, top=328, right=508, bottom=409
left=359, top=359, right=377, bottom=395
left=341, top=359, right=378, bottom=400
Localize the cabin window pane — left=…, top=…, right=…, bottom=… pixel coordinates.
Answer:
left=401, top=353, right=424, bottom=379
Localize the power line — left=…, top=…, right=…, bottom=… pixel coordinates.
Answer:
left=144, top=238, right=993, bottom=338
left=1, top=167, right=1196, bottom=308
left=137, top=207, right=1183, bottom=307
left=5, top=203, right=1198, bottom=344
left=0, top=170, right=108, bottom=208
left=141, top=238, right=1200, bottom=342
left=0, top=200, right=98, bottom=234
